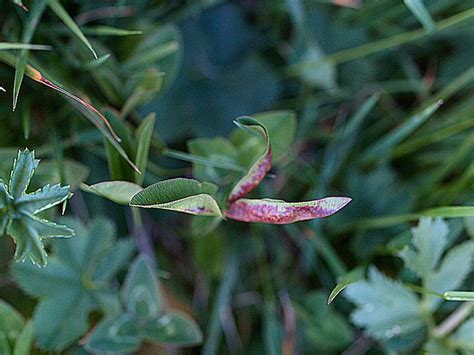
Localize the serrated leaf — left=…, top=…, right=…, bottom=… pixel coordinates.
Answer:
left=344, top=267, right=425, bottom=339
left=399, top=218, right=449, bottom=277
left=225, top=197, right=351, bottom=224
left=48, top=0, right=97, bottom=58
left=122, top=256, right=163, bottom=319
left=84, top=314, right=141, bottom=353
left=425, top=241, right=474, bottom=309
left=134, top=114, right=156, bottom=185
left=15, top=184, right=70, bottom=214
left=452, top=318, right=474, bottom=351
left=81, top=181, right=143, bottom=205
left=130, top=178, right=222, bottom=217
left=228, top=117, right=271, bottom=203
left=11, top=218, right=133, bottom=351
left=143, top=311, right=203, bottom=346
left=9, top=149, right=39, bottom=198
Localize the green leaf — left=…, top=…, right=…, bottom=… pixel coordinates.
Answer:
left=231, top=111, right=297, bottom=163
left=0, top=300, right=24, bottom=333
left=84, top=314, right=141, bottom=353
left=1, top=150, right=73, bottom=266
left=122, top=256, right=163, bottom=320
left=187, top=137, right=240, bottom=183
left=9, top=149, right=39, bottom=199
left=11, top=218, right=133, bottom=351
left=328, top=266, right=365, bottom=304
left=228, top=117, right=271, bottom=203
left=344, top=267, right=425, bottom=339
left=13, top=320, right=34, bottom=355
left=465, top=217, right=474, bottom=238
left=452, top=318, right=474, bottom=351
left=130, top=178, right=222, bottom=217
left=225, top=197, right=351, bottom=224
left=421, top=206, right=474, bottom=218
left=300, top=292, right=352, bottom=352
left=13, top=0, right=48, bottom=110
left=143, top=311, right=203, bottom=346
left=399, top=218, right=449, bottom=277
left=82, top=25, right=142, bottom=37
left=48, top=0, right=97, bottom=58
left=362, top=100, right=442, bottom=164
left=0, top=43, right=51, bottom=51
left=426, top=241, right=474, bottom=309
left=134, top=114, right=156, bottom=185
left=35, top=159, right=90, bottom=190
left=404, top=0, right=436, bottom=32
left=81, top=181, right=143, bottom=205
left=443, top=291, right=474, bottom=302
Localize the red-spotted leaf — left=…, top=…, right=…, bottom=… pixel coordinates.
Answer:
left=130, top=178, right=223, bottom=217
left=225, top=197, right=351, bottom=224
left=228, top=117, right=272, bottom=203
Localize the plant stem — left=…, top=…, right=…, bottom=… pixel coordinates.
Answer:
left=433, top=302, right=474, bottom=338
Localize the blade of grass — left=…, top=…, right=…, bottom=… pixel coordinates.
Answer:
left=13, top=0, right=48, bottom=111
left=0, top=43, right=51, bottom=50
left=288, top=7, right=474, bottom=74
left=48, top=0, right=98, bottom=59
left=403, top=0, right=436, bottom=32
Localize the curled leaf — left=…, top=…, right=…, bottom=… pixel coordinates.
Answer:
left=130, top=178, right=222, bottom=217
left=225, top=197, right=351, bottom=224
left=228, top=117, right=272, bottom=203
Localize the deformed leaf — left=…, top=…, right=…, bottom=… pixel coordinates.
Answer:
left=130, top=178, right=222, bottom=217
left=81, top=181, right=143, bottom=205
left=344, top=267, right=425, bottom=339
left=228, top=117, right=272, bottom=203
left=225, top=197, right=351, bottom=224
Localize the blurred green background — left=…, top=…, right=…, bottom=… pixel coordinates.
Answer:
left=1, top=0, right=473, bottom=353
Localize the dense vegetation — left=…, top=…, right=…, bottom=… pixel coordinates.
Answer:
left=1, top=0, right=473, bottom=354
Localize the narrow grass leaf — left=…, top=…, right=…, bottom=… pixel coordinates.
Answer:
left=404, top=0, right=436, bottom=32
left=328, top=267, right=365, bottom=304
left=48, top=0, right=98, bottom=58
left=134, top=114, right=156, bottom=185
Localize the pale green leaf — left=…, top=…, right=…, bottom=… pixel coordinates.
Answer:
left=328, top=267, right=364, bottom=304
left=9, top=149, right=39, bottom=199
left=344, top=267, right=425, bottom=339
left=399, top=218, right=449, bottom=277
left=81, top=181, right=143, bottom=205
left=404, top=0, right=436, bottom=32
left=122, top=256, right=163, bottom=320
left=143, top=311, right=203, bottom=346
left=13, top=320, right=34, bottom=355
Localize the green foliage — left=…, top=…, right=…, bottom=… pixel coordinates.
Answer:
left=344, top=218, right=474, bottom=352
left=85, top=256, right=202, bottom=353
left=1, top=0, right=473, bottom=353
left=0, top=300, right=34, bottom=355
left=12, top=218, right=134, bottom=351
left=0, top=150, right=73, bottom=266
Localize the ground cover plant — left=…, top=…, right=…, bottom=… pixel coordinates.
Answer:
left=0, top=0, right=473, bottom=353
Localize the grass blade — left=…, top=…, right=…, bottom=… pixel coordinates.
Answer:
left=404, top=0, right=436, bottom=32
left=48, top=0, right=98, bottom=59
